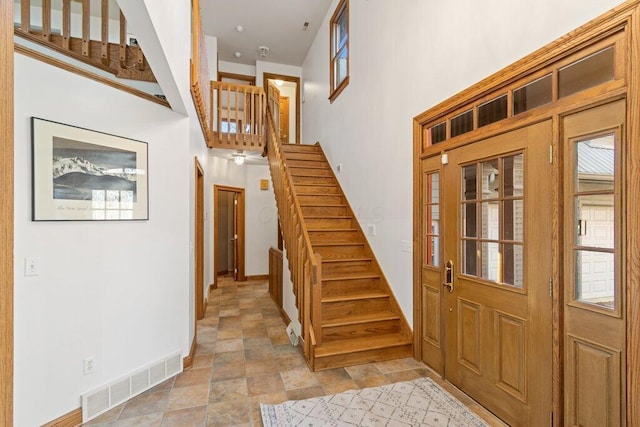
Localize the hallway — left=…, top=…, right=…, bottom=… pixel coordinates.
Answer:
left=84, top=278, right=502, bottom=426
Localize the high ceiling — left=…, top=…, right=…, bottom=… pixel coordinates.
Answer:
left=200, top=0, right=333, bottom=66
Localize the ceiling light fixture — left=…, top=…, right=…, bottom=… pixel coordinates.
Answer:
left=258, top=46, right=269, bottom=59
left=234, top=52, right=242, bottom=58
left=232, top=150, right=246, bottom=165
left=236, top=25, right=244, bottom=32
left=274, top=79, right=284, bottom=86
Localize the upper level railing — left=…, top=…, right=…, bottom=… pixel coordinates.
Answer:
left=190, top=0, right=212, bottom=142
left=14, top=0, right=157, bottom=84
left=210, top=81, right=266, bottom=150
left=265, top=92, right=322, bottom=360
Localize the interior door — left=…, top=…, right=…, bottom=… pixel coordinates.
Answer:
left=442, top=121, right=553, bottom=426
left=279, top=96, right=290, bottom=143
left=562, top=100, right=626, bottom=426
left=232, top=193, right=239, bottom=281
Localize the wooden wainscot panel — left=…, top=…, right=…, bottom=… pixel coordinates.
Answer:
left=458, top=299, right=481, bottom=374
left=495, top=311, right=527, bottom=402
left=566, top=334, right=622, bottom=426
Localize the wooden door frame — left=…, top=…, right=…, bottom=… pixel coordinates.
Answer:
left=1, top=0, right=13, bottom=425
left=194, top=158, right=205, bottom=320
left=263, top=72, right=300, bottom=143
left=412, top=2, right=640, bottom=424
left=213, top=185, right=246, bottom=286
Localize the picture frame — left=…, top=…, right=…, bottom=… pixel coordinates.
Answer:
left=32, top=117, right=149, bottom=221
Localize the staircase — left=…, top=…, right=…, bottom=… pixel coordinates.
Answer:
left=278, top=143, right=412, bottom=370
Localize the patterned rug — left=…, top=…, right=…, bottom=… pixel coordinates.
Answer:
left=260, top=377, right=489, bottom=426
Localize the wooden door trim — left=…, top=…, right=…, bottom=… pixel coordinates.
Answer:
left=213, top=185, right=246, bottom=286
left=194, top=158, right=205, bottom=320
left=263, top=72, right=301, bottom=144
left=1, top=0, right=13, bottom=425
left=413, top=2, right=640, bottom=424
left=218, top=71, right=255, bottom=85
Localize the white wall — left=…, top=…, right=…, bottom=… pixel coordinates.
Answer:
left=302, top=0, right=624, bottom=328
left=245, top=165, right=278, bottom=276
left=13, top=54, right=191, bottom=426
left=218, top=60, right=256, bottom=78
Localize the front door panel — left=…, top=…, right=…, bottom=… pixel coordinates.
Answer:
left=442, top=121, right=553, bottom=426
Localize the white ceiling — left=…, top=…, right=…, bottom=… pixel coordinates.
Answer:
left=200, top=0, right=333, bottom=66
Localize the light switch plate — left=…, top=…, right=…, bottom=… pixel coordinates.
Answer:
left=24, top=257, right=41, bottom=276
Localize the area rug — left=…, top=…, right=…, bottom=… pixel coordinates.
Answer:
left=260, top=377, right=488, bottom=426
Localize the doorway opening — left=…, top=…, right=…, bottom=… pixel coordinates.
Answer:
left=263, top=72, right=300, bottom=144
left=195, top=159, right=205, bottom=321
left=213, top=185, right=245, bottom=287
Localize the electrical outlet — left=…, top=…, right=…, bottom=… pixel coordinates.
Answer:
left=367, top=224, right=376, bottom=236
left=83, top=357, right=96, bottom=375
left=400, top=240, right=412, bottom=253
left=336, top=163, right=343, bottom=173
left=24, top=257, right=41, bottom=276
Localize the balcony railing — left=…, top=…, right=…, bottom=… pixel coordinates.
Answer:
left=209, top=81, right=266, bottom=151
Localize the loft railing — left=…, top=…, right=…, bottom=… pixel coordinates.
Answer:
left=265, top=96, right=322, bottom=362
left=190, top=0, right=212, bottom=142
left=14, top=0, right=156, bottom=83
left=209, top=81, right=266, bottom=150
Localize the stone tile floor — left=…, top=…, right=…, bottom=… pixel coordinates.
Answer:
left=84, top=277, right=503, bottom=426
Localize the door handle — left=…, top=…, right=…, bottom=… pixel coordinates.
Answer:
left=443, top=260, right=454, bottom=293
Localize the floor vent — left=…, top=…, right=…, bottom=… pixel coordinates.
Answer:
left=81, top=351, right=182, bottom=422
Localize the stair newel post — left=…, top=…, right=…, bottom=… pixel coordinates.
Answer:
left=303, top=257, right=312, bottom=359
left=312, top=253, right=322, bottom=346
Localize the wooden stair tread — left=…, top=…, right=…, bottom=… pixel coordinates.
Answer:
left=322, top=272, right=380, bottom=281
left=322, top=311, right=400, bottom=328
left=299, top=203, right=347, bottom=207
left=313, top=242, right=365, bottom=247
left=314, top=333, right=411, bottom=358
left=292, top=183, right=338, bottom=187
left=308, top=228, right=358, bottom=232
left=288, top=164, right=330, bottom=170
left=304, top=215, right=351, bottom=219
left=322, top=257, right=372, bottom=263
left=322, top=291, right=387, bottom=303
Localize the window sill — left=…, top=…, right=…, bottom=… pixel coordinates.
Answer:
left=329, top=76, right=350, bottom=103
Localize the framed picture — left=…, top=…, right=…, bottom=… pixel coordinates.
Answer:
left=32, top=117, right=149, bottom=221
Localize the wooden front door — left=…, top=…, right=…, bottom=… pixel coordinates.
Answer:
left=440, top=121, right=553, bottom=425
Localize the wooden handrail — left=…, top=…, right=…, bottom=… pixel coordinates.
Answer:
left=190, top=0, right=212, bottom=143
left=265, top=100, right=323, bottom=358
left=209, top=81, right=266, bottom=150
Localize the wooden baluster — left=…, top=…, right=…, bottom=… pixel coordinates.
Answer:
left=62, top=0, right=70, bottom=49
left=119, top=11, right=127, bottom=67
left=210, top=84, right=215, bottom=142
left=234, top=88, right=239, bottom=145
left=251, top=90, right=255, bottom=137
left=136, top=48, right=145, bottom=71
left=226, top=85, right=231, bottom=144
left=20, top=0, right=30, bottom=32
left=42, top=0, right=51, bottom=41
left=81, top=0, right=90, bottom=57
left=100, top=0, right=110, bottom=66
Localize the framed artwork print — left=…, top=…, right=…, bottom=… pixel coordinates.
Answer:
left=32, top=117, right=149, bottom=221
